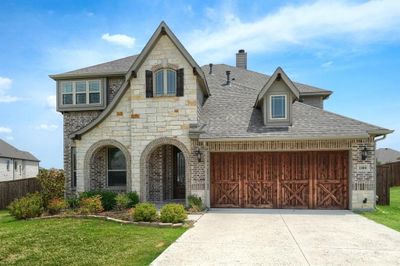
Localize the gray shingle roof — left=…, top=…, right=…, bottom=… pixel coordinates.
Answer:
left=202, top=64, right=332, bottom=96
left=0, top=139, right=40, bottom=162
left=376, top=148, right=400, bottom=164
left=198, top=68, right=389, bottom=139
left=50, top=55, right=138, bottom=79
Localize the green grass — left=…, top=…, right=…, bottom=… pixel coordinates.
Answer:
left=0, top=211, right=186, bottom=266
left=361, top=186, right=400, bottom=232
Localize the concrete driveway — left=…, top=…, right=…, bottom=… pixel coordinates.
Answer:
left=152, top=209, right=400, bottom=266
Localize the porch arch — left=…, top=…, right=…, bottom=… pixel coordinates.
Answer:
left=140, top=137, right=191, bottom=203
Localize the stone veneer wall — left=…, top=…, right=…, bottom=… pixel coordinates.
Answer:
left=74, top=34, right=201, bottom=200
left=63, top=78, right=125, bottom=196
left=350, top=142, right=376, bottom=210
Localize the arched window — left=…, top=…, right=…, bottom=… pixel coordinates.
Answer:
left=107, top=147, right=126, bottom=187
left=155, top=69, right=176, bottom=96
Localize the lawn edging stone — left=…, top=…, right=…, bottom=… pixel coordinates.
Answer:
left=29, top=214, right=186, bottom=228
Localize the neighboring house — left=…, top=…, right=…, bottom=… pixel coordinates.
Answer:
left=50, top=22, right=393, bottom=210
left=0, top=139, right=40, bottom=182
left=376, top=148, right=400, bottom=164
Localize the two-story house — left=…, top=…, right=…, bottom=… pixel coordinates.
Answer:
left=0, top=139, right=40, bottom=182
left=50, top=22, right=392, bottom=210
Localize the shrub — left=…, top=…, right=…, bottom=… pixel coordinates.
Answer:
left=66, top=196, right=80, bottom=209
left=188, top=195, right=205, bottom=212
left=126, top=191, right=140, bottom=208
left=8, top=192, right=43, bottom=219
left=37, top=169, right=65, bottom=208
left=115, top=194, right=130, bottom=210
left=80, top=190, right=117, bottom=211
left=78, top=195, right=104, bottom=214
left=47, top=198, right=69, bottom=215
left=160, top=204, right=187, bottom=223
left=132, top=203, right=157, bottom=222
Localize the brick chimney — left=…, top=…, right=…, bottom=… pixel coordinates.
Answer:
left=236, top=49, right=247, bottom=69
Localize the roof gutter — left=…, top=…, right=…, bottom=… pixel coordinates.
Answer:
left=199, top=134, right=371, bottom=142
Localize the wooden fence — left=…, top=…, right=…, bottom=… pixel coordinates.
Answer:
left=0, top=178, right=41, bottom=209
left=376, top=166, right=390, bottom=205
left=376, top=161, right=400, bottom=205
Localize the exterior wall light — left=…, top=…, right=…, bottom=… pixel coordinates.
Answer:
left=361, top=146, right=368, bottom=161
left=195, top=148, right=203, bottom=162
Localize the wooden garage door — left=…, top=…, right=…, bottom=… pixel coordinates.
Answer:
left=210, top=151, right=348, bottom=209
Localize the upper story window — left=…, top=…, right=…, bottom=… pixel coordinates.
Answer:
left=61, top=80, right=102, bottom=105
left=145, top=68, right=184, bottom=98
left=57, top=78, right=106, bottom=112
left=270, top=95, right=287, bottom=119
left=155, top=69, right=177, bottom=96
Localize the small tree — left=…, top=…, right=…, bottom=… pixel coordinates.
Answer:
left=37, top=169, right=65, bottom=208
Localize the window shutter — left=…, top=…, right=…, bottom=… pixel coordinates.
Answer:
left=176, top=68, right=184, bottom=97
left=145, top=70, right=153, bottom=98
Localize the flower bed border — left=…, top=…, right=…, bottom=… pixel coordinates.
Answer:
left=30, top=214, right=185, bottom=228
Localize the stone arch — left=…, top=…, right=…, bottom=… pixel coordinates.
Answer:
left=84, top=139, right=131, bottom=191
left=140, top=137, right=191, bottom=203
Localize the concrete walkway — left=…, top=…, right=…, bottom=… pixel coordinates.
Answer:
left=152, top=209, right=400, bottom=266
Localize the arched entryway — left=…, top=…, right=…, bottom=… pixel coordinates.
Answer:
left=140, top=138, right=190, bottom=203
left=84, top=139, right=131, bottom=192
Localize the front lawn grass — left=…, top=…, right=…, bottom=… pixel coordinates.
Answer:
left=0, top=210, right=186, bottom=265
left=361, top=186, right=400, bottom=232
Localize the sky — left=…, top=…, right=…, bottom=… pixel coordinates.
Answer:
left=0, top=0, right=399, bottom=169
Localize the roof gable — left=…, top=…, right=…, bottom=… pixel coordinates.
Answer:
left=126, top=21, right=209, bottom=95
left=255, top=67, right=300, bottom=107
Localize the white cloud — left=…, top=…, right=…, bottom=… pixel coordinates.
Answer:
left=187, top=0, right=400, bottom=64
left=0, top=127, right=12, bottom=134
left=5, top=136, right=14, bottom=141
left=321, top=61, right=333, bottom=68
left=46, top=95, right=57, bottom=109
left=0, top=76, right=22, bottom=103
left=101, top=33, right=135, bottom=48
left=35, top=124, right=58, bottom=130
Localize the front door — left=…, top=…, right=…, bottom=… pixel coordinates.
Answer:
left=173, top=148, right=186, bottom=199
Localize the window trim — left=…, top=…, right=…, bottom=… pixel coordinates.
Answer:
left=153, top=68, right=177, bottom=97
left=57, top=78, right=106, bottom=112
left=269, top=94, right=287, bottom=120
left=106, top=147, right=127, bottom=188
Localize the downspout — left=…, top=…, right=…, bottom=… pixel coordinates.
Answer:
left=372, top=134, right=387, bottom=209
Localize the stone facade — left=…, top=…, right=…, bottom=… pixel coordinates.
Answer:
left=61, top=30, right=379, bottom=211
left=73, top=35, right=199, bottom=203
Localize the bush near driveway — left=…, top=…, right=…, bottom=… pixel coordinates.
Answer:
left=188, top=195, right=205, bottom=212
left=160, top=203, right=187, bottom=223
left=132, top=202, right=158, bottom=222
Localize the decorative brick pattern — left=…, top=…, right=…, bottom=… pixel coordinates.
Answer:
left=89, top=147, right=107, bottom=189
left=108, top=77, right=125, bottom=104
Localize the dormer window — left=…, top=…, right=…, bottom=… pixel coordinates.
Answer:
left=155, top=69, right=177, bottom=96
left=57, top=79, right=106, bottom=111
left=270, top=95, right=287, bottom=119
